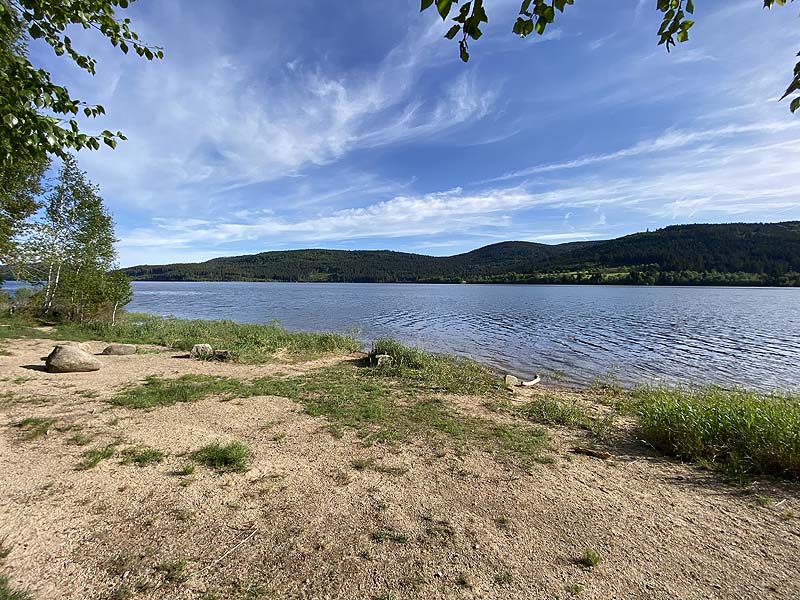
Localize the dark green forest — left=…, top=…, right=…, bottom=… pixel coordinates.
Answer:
left=122, top=222, right=800, bottom=286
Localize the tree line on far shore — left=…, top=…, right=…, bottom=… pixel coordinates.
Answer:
left=122, top=222, right=800, bottom=287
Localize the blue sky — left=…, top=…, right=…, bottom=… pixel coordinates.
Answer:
left=31, top=0, right=800, bottom=266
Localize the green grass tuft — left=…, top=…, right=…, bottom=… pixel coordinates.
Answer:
left=16, top=417, right=56, bottom=440
left=578, top=547, right=602, bottom=568
left=76, top=443, right=118, bottom=470
left=191, top=441, right=250, bottom=473
left=633, top=386, right=800, bottom=478
left=121, top=446, right=165, bottom=467
left=0, top=574, right=33, bottom=600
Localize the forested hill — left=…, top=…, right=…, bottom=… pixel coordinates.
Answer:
left=123, top=222, right=800, bottom=286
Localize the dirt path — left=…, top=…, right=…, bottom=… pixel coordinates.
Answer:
left=1, top=338, right=798, bottom=599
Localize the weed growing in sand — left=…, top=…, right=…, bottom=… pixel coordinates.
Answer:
left=121, top=446, right=165, bottom=467
left=55, top=314, right=360, bottom=363
left=351, top=457, right=375, bottom=471
left=16, top=416, right=56, bottom=439
left=177, top=462, right=196, bottom=476
left=494, top=572, right=513, bottom=585
left=567, top=582, right=585, bottom=595
left=632, top=386, right=800, bottom=478
left=67, top=432, right=95, bottom=446
left=191, top=441, right=250, bottom=473
left=76, top=443, right=118, bottom=470
left=494, top=515, right=511, bottom=529
left=0, top=537, right=11, bottom=560
left=12, top=377, right=31, bottom=385
left=370, top=529, right=408, bottom=544
left=156, top=559, right=186, bottom=583
left=516, top=396, right=584, bottom=427
left=578, top=547, right=602, bottom=568
left=0, top=573, right=32, bottom=600
left=456, top=572, right=474, bottom=589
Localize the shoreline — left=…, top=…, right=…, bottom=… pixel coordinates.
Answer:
left=0, top=332, right=798, bottom=599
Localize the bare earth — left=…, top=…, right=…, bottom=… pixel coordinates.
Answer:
left=1, top=337, right=798, bottom=600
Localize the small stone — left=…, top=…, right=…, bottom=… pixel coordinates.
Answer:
left=190, top=344, right=214, bottom=360
left=212, top=349, right=233, bottom=362
left=374, top=354, right=393, bottom=367
left=101, top=343, right=137, bottom=355
left=504, top=374, right=520, bottom=387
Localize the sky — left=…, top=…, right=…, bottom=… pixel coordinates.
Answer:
left=29, top=0, right=800, bottom=266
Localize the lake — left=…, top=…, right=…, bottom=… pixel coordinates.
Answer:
left=5, top=280, right=798, bottom=391
left=115, top=282, right=797, bottom=392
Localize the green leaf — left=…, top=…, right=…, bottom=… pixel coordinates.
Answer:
left=421, top=0, right=434, bottom=11
left=445, top=24, right=461, bottom=39
left=791, top=97, right=800, bottom=113
left=686, top=0, right=695, bottom=14
left=437, top=0, right=453, bottom=20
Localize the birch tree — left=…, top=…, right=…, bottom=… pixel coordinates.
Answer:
left=33, top=155, right=130, bottom=322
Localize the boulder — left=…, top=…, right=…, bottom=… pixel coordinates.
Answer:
left=190, top=343, right=214, bottom=360
left=504, top=374, right=520, bottom=387
left=45, top=345, right=102, bottom=373
left=101, top=343, right=137, bottom=356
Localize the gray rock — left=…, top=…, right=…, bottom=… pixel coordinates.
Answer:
left=45, top=345, right=102, bottom=373
left=504, top=374, right=520, bottom=387
left=212, top=349, right=233, bottom=362
left=190, top=343, right=214, bottom=359
left=374, top=354, right=393, bottom=367
left=101, top=343, right=137, bottom=355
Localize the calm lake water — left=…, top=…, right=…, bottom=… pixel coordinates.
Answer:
left=116, top=282, right=800, bottom=392
left=5, top=280, right=797, bottom=391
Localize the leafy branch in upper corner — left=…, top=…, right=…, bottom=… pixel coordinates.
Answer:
left=421, top=0, right=800, bottom=113
left=0, top=0, right=163, bottom=166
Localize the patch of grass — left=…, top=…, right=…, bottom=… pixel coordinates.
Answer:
left=370, top=529, right=408, bottom=544
left=494, top=515, right=511, bottom=529
left=117, top=365, right=547, bottom=464
left=455, top=572, right=474, bottom=589
left=578, top=547, right=602, bottom=568
left=177, top=462, right=195, bottom=476
left=0, top=537, right=11, bottom=560
left=0, top=574, right=32, bottom=600
left=112, top=375, right=252, bottom=409
left=76, top=443, right=118, bottom=470
left=121, top=446, right=165, bottom=467
left=372, top=463, right=408, bottom=476
left=516, top=396, right=584, bottom=427
left=567, top=582, right=585, bottom=596
left=350, top=457, right=375, bottom=471
left=12, top=377, right=32, bottom=385
left=191, top=441, right=250, bottom=473
left=494, top=572, right=513, bottom=585
left=16, top=416, right=56, bottom=440
left=67, top=432, right=95, bottom=446
left=632, top=386, right=800, bottom=478
left=368, top=338, right=501, bottom=395
left=55, top=314, right=360, bottom=364
left=155, top=559, right=187, bottom=583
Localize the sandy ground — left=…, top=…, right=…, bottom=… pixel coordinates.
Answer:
left=1, top=337, right=798, bottom=600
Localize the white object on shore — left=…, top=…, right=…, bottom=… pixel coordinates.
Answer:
left=521, top=375, right=541, bottom=387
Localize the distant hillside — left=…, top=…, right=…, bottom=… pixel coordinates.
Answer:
left=123, top=222, right=800, bottom=286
